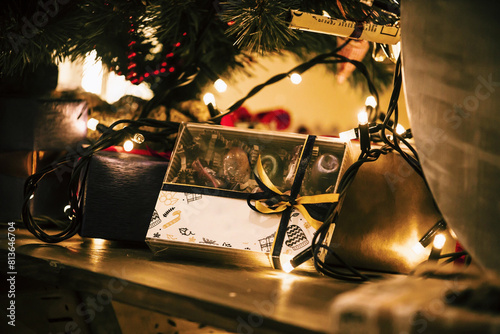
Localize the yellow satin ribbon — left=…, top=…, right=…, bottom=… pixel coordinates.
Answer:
left=253, top=156, right=339, bottom=230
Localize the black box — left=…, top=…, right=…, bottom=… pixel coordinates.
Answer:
left=80, top=151, right=169, bottom=242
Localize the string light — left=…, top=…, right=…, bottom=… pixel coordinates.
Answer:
left=364, top=95, right=377, bottom=122
left=87, top=118, right=100, bottom=131
left=396, top=124, right=406, bottom=135
left=357, top=110, right=368, bottom=125
left=123, top=140, right=134, bottom=152
left=290, top=73, right=302, bottom=85
left=131, top=133, right=145, bottom=144
left=433, top=234, right=446, bottom=250
left=214, top=79, right=228, bottom=93
left=203, top=93, right=220, bottom=117
left=281, top=248, right=313, bottom=273
left=412, top=220, right=447, bottom=255
left=365, top=95, right=377, bottom=108
left=357, top=109, right=370, bottom=152
left=429, top=233, right=446, bottom=261
left=203, top=93, right=216, bottom=107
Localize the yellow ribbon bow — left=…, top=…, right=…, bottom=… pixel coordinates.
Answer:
left=252, top=156, right=339, bottom=230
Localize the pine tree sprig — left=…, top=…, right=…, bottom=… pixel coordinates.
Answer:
left=1, top=0, right=399, bottom=104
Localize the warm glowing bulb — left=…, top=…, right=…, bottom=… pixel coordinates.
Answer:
left=357, top=110, right=368, bottom=125
left=412, top=242, right=425, bottom=255
left=29, top=194, right=34, bottom=200
left=132, top=133, right=145, bottom=144
left=87, top=118, right=99, bottom=131
left=123, top=140, right=134, bottom=152
left=365, top=96, right=377, bottom=108
left=214, top=79, right=227, bottom=93
left=396, top=124, right=406, bottom=135
left=282, top=260, right=295, bottom=273
left=433, top=234, right=446, bottom=250
left=290, top=73, right=302, bottom=85
left=203, top=93, right=216, bottom=107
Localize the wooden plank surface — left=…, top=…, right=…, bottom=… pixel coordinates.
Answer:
left=0, top=226, right=360, bottom=333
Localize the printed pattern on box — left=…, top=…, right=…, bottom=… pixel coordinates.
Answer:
left=147, top=191, right=315, bottom=256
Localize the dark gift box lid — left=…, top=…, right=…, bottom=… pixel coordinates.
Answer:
left=80, top=151, right=169, bottom=242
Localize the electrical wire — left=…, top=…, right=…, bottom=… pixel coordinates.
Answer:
left=378, top=56, right=423, bottom=177
left=210, top=39, right=380, bottom=123
left=311, top=145, right=392, bottom=281
left=308, top=56, right=427, bottom=282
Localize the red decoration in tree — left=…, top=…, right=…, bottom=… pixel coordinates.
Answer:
left=121, top=15, right=186, bottom=85
left=221, top=107, right=291, bottom=130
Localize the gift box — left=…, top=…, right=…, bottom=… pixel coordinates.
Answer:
left=318, top=151, right=456, bottom=274
left=146, top=123, right=353, bottom=269
left=79, top=150, right=169, bottom=242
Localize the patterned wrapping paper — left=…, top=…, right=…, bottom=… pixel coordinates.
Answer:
left=147, top=192, right=315, bottom=257
left=146, top=123, right=353, bottom=266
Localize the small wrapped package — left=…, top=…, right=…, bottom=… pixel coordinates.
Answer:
left=146, top=123, right=353, bottom=269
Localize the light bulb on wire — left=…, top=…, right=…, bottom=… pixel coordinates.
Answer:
left=357, top=109, right=370, bottom=152
left=203, top=93, right=216, bottom=107
left=131, top=133, right=145, bottom=144
left=214, top=79, right=227, bottom=93
left=396, top=124, right=406, bottom=135
left=123, top=140, right=134, bottom=152
left=87, top=118, right=100, bottom=131
left=365, top=96, right=377, bottom=108
left=412, top=220, right=447, bottom=255
left=429, top=233, right=446, bottom=261
left=280, top=248, right=313, bottom=273
left=357, top=110, right=369, bottom=125
left=203, top=92, right=220, bottom=117
left=290, top=73, right=302, bottom=85
left=433, top=234, right=446, bottom=250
